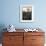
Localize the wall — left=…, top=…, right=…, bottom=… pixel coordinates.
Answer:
left=0, top=0, right=46, bottom=43
left=0, top=0, right=46, bottom=29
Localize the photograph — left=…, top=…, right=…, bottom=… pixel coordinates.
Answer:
left=20, top=5, right=34, bottom=22
left=22, top=7, right=32, bottom=20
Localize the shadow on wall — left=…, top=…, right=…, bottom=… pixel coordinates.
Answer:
left=0, top=24, right=6, bottom=43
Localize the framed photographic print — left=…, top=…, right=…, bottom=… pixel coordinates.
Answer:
left=20, top=4, right=34, bottom=22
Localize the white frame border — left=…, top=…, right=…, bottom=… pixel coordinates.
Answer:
left=20, top=4, right=34, bottom=22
